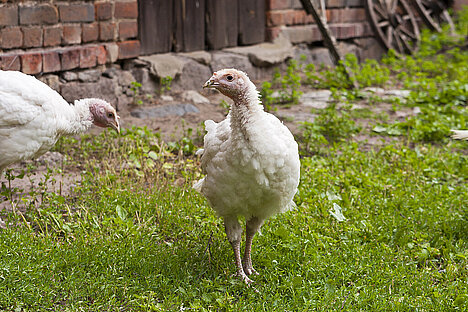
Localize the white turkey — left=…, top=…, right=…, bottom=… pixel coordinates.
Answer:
left=451, top=130, right=468, bottom=140
left=194, top=69, right=300, bottom=284
left=0, top=70, right=120, bottom=173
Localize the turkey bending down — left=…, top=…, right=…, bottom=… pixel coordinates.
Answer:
left=0, top=70, right=120, bottom=173
left=451, top=130, right=468, bottom=140
left=194, top=69, right=300, bottom=284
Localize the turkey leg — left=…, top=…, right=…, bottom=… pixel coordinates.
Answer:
left=243, top=216, right=264, bottom=276
left=224, top=216, right=253, bottom=284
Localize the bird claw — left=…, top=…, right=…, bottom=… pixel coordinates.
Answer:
left=234, top=271, right=254, bottom=285
left=242, top=265, right=259, bottom=276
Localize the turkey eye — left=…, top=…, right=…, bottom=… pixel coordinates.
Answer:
left=107, top=113, right=114, bottom=118
left=226, top=75, right=233, bottom=81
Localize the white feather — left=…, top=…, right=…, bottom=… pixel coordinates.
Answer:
left=451, top=130, right=468, bottom=140
left=0, top=71, right=101, bottom=172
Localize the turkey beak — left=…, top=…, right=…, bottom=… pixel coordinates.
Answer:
left=203, top=78, right=218, bottom=89
left=110, top=115, right=120, bottom=134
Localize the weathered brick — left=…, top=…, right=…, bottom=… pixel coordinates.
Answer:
left=19, top=5, right=58, bottom=25
left=63, top=25, right=82, bottom=45
left=117, top=40, right=140, bottom=59
left=266, top=11, right=284, bottom=27
left=60, top=48, right=80, bottom=70
left=118, top=21, right=137, bottom=40
left=21, top=53, right=42, bottom=74
left=1, top=27, right=23, bottom=49
left=326, top=0, right=347, bottom=8
left=23, top=26, right=43, bottom=48
left=99, top=22, right=116, bottom=41
left=327, top=8, right=367, bottom=23
left=0, top=54, right=21, bottom=71
left=0, top=6, right=18, bottom=26
left=95, top=2, right=113, bottom=21
left=280, top=24, right=322, bottom=43
left=82, top=23, right=99, bottom=42
left=114, top=1, right=138, bottom=19
left=59, top=3, right=94, bottom=23
left=44, top=26, right=62, bottom=47
left=80, top=46, right=97, bottom=68
left=104, top=42, right=119, bottom=62
left=96, top=45, right=107, bottom=64
left=42, top=50, right=61, bottom=73
left=267, top=0, right=291, bottom=10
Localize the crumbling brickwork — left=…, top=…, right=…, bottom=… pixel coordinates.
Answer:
left=0, top=0, right=140, bottom=74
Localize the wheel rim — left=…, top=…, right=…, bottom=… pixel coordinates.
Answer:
left=367, top=0, right=421, bottom=54
left=413, top=0, right=455, bottom=33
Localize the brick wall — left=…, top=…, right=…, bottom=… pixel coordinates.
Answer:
left=0, top=0, right=140, bottom=74
left=265, top=0, right=372, bottom=43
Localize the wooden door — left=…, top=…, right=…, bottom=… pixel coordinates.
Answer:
left=138, top=0, right=173, bottom=55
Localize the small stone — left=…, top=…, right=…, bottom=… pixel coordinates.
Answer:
left=384, top=89, right=411, bottom=98
left=61, top=71, right=78, bottom=81
left=78, top=69, right=102, bottom=82
left=39, top=74, right=60, bottom=91
left=36, top=151, right=64, bottom=167
left=180, top=50, right=212, bottom=65
left=160, top=95, right=174, bottom=102
left=224, top=34, right=293, bottom=67
left=139, top=53, right=184, bottom=79
left=300, top=90, right=332, bottom=108
left=181, top=90, right=210, bottom=105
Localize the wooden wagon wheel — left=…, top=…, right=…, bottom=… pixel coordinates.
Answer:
left=366, top=0, right=420, bottom=54
left=412, top=0, right=455, bottom=33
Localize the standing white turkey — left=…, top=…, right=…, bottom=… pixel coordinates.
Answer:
left=0, top=70, right=120, bottom=173
left=194, top=69, right=300, bottom=284
left=451, top=130, right=468, bottom=140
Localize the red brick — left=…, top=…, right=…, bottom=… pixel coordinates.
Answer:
left=327, top=8, right=366, bottom=23
left=59, top=3, right=94, bottom=23
left=44, top=26, right=62, bottom=47
left=327, top=0, right=347, bottom=8
left=21, top=53, right=42, bottom=74
left=80, top=46, right=97, bottom=68
left=114, top=1, right=138, bottom=19
left=0, top=54, right=21, bottom=71
left=118, top=21, right=138, bottom=40
left=82, top=23, right=99, bottom=42
left=60, top=48, right=80, bottom=70
left=0, top=6, right=18, bottom=26
left=293, top=10, right=307, bottom=25
left=99, top=22, right=116, bottom=41
left=42, top=51, right=61, bottom=73
left=19, top=5, right=58, bottom=25
left=95, top=2, right=113, bottom=21
left=1, top=27, right=23, bottom=49
left=267, top=0, right=291, bottom=10
left=63, top=25, right=82, bottom=45
left=266, top=11, right=284, bottom=27
left=117, top=40, right=140, bottom=59
left=23, top=26, right=43, bottom=48
left=96, top=45, right=107, bottom=64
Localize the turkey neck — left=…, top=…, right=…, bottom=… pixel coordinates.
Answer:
left=229, top=85, right=264, bottom=140
left=60, top=99, right=94, bottom=135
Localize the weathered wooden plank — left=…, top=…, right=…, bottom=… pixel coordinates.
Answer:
left=206, top=0, right=238, bottom=50
left=238, top=0, right=266, bottom=45
left=138, top=0, right=173, bottom=55
left=174, top=0, right=206, bottom=52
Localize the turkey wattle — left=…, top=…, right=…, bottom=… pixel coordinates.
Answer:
left=194, top=69, right=300, bottom=284
left=0, top=70, right=120, bottom=173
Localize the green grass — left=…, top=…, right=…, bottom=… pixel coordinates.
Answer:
left=1, top=10, right=468, bottom=311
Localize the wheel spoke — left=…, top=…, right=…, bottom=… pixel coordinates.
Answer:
left=398, top=25, right=417, bottom=40
left=393, top=30, right=404, bottom=53
left=390, top=0, right=398, bottom=13
left=386, top=26, right=393, bottom=47
left=378, top=20, right=390, bottom=27
left=374, top=2, right=389, bottom=19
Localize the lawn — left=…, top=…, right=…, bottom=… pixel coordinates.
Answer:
left=0, top=10, right=467, bottom=311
